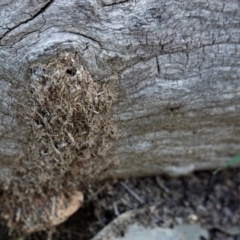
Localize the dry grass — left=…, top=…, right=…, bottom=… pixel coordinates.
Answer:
left=0, top=52, right=118, bottom=233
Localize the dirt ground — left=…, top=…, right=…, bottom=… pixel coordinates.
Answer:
left=1, top=168, right=240, bottom=240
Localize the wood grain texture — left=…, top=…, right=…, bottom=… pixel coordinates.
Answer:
left=0, top=0, right=240, bottom=184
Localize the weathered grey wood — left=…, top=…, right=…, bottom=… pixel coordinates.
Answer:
left=1, top=0, right=240, bottom=186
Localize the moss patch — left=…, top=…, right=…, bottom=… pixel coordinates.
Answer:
left=0, top=52, right=118, bottom=232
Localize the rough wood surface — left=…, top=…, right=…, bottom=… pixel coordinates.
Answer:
left=0, top=0, right=240, bottom=184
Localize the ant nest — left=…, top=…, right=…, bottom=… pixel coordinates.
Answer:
left=0, top=52, right=119, bottom=233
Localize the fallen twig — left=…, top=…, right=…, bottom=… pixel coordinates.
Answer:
left=120, top=181, right=145, bottom=204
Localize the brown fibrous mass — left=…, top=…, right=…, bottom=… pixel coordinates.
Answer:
left=0, top=52, right=118, bottom=232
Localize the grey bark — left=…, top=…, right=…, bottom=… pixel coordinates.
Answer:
left=0, top=0, right=240, bottom=185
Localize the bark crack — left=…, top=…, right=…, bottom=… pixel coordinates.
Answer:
left=156, top=56, right=160, bottom=75
left=11, top=17, right=46, bottom=48
left=65, top=31, right=102, bottom=47
left=0, top=0, right=54, bottom=44
left=102, top=0, right=130, bottom=7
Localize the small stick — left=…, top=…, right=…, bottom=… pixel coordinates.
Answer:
left=156, top=176, right=170, bottom=194
left=113, top=202, right=120, bottom=216
left=48, top=135, right=61, bottom=155
left=51, top=197, right=56, bottom=217
left=120, top=181, right=145, bottom=204
left=65, top=130, right=76, bottom=145
left=15, top=208, right=22, bottom=222
left=36, top=111, right=50, bottom=130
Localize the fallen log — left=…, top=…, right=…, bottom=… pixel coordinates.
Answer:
left=0, top=0, right=240, bottom=232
